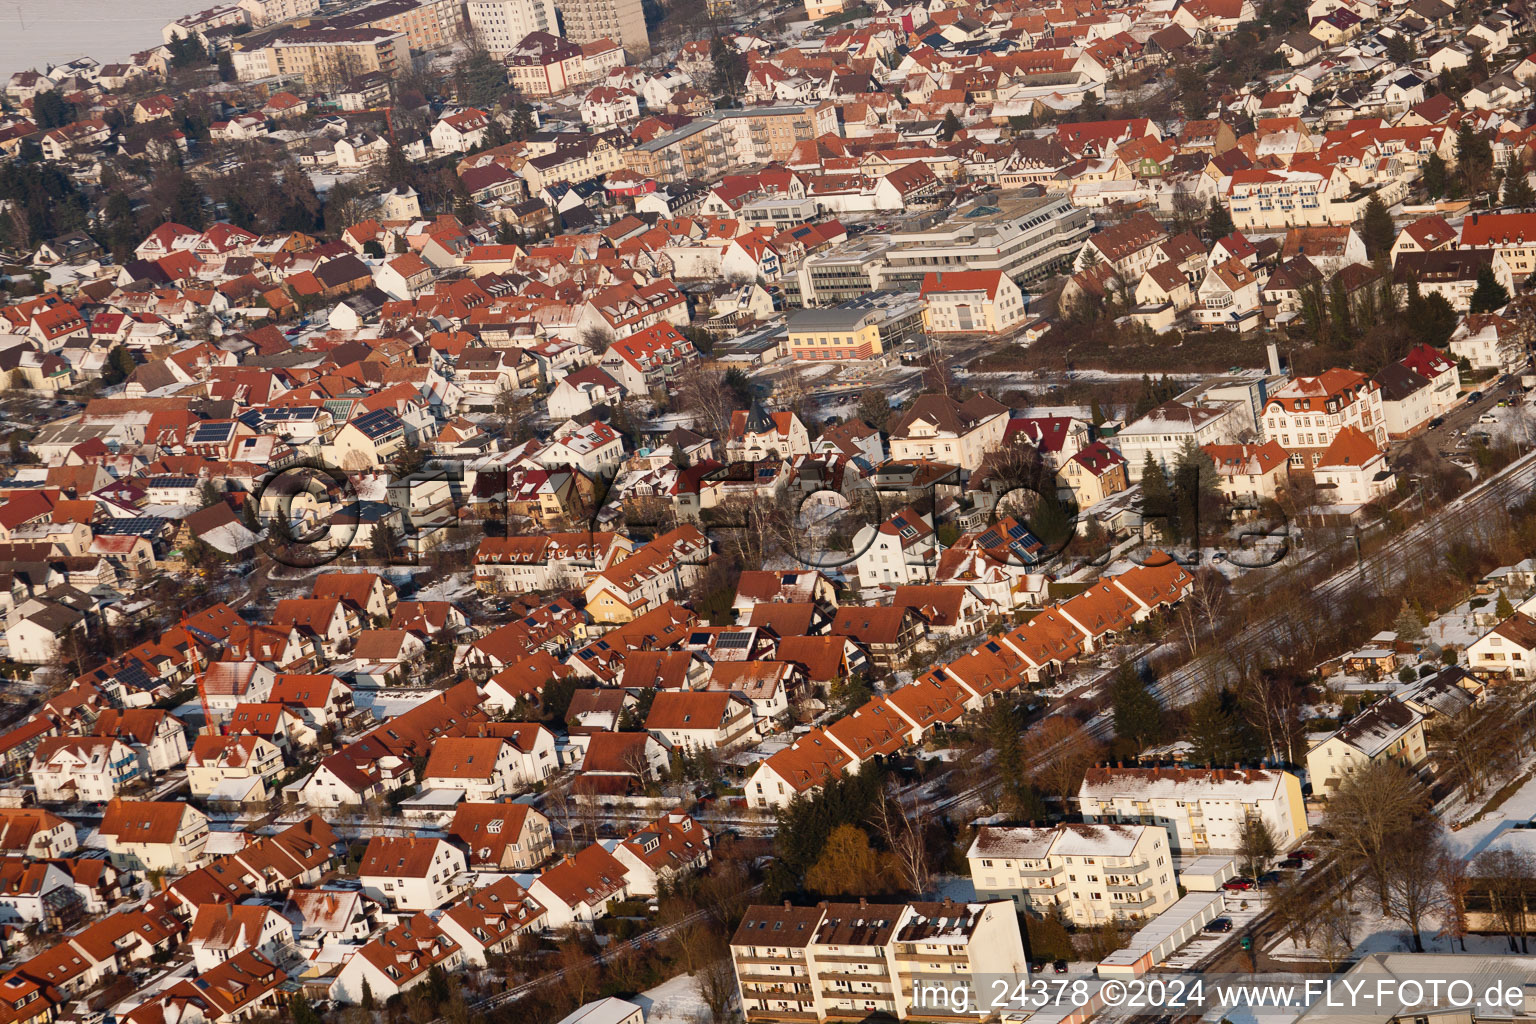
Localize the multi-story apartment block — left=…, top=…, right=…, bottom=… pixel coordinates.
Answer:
left=714, top=105, right=840, bottom=164
left=1460, top=211, right=1536, bottom=282
left=1226, top=167, right=1347, bottom=230
left=730, top=899, right=1028, bottom=1023
left=1077, top=766, right=1308, bottom=855
left=466, top=0, right=557, bottom=56
left=967, top=823, right=1177, bottom=924
left=558, top=0, right=648, bottom=56
left=345, top=0, right=466, bottom=52
left=237, top=0, right=320, bottom=27
left=261, top=28, right=410, bottom=87
left=1114, top=399, right=1246, bottom=481
left=1260, top=368, right=1386, bottom=469
left=626, top=119, right=730, bottom=183
left=506, top=31, right=587, bottom=96
left=1306, top=697, right=1428, bottom=796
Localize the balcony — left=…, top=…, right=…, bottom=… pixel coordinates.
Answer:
left=895, top=950, right=972, bottom=964
left=1107, top=878, right=1153, bottom=894
left=818, top=968, right=887, bottom=981
left=742, top=981, right=811, bottom=997
left=1113, top=894, right=1160, bottom=909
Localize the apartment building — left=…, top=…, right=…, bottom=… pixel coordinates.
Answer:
left=625, top=119, right=730, bottom=182
left=263, top=28, right=409, bottom=87
left=1260, top=368, right=1386, bottom=469
left=1077, top=766, right=1308, bottom=855
left=344, top=0, right=466, bottom=52
left=920, top=270, right=1029, bottom=334
left=558, top=0, right=648, bottom=56
left=466, top=0, right=556, bottom=55
left=967, top=823, right=1177, bottom=924
left=1226, top=167, right=1348, bottom=230
left=1460, top=211, right=1536, bottom=281
left=887, top=393, right=1010, bottom=468
left=506, top=31, right=587, bottom=95
left=237, top=0, right=320, bottom=26
left=1306, top=697, right=1428, bottom=796
left=730, top=899, right=1028, bottom=1023
left=1114, top=400, right=1246, bottom=481
left=714, top=105, right=840, bottom=164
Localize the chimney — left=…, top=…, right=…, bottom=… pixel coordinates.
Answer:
left=859, top=897, right=868, bottom=908
left=784, top=900, right=792, bottom=909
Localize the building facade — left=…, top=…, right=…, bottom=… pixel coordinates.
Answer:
left=968, top=823, right=1178, bottom=924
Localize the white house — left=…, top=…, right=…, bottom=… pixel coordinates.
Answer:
left=29, top=736, right=141, bottom=804
left=1469, top=612, right=1536, bottom=681
left=852, top=508, right=938, bottom=590
left=358, top=837, right=469, bottom=912
left=1078, top=765, right=1308, bottom=854
left=431, top=108, right=492, bottom=153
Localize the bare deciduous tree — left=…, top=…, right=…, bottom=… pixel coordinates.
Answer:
left=1378, top=823, right=1448, bottom=953
left=1320, top=758, right=1430, bottom=911
left=875, top=786, right=933, bottom=897
left=1026, top=716, right=1103, bottom=806
left=1473, top=848, right=1536, bottom=953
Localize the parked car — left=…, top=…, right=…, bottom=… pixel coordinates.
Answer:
left=1294, top=848, right=1317, bottom=860
left=1222, top=878, right=1255, bottom=891
left=1259, top=871, right=1283, bottom=886
left=1468, top=390, right=1484, bottom=403
left=1205, top=917, right=1234, bottom=933
left=1479, top=413, right=1498, bottom=424
left=1429, top=416, right=1445, bottom=428
left=1053, top=960, right=1069, bottom=974
left=1279, top=857, right=1304, bottom=869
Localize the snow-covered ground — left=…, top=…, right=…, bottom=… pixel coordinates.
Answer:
left=415, top=571, right=473, bottom=603
left=636, top=972, right=712, bottom=1024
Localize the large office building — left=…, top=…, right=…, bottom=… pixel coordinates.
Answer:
left=795, top=193, right=1090, bottom=306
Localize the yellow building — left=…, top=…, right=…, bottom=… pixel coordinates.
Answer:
left=784, top=292, right=924, bottom=362
left=267, top=27, right=409, bottom=88
left=1059, top=440, right=1129, bottom=509
left=1305, top=697, right=1427, bottom=797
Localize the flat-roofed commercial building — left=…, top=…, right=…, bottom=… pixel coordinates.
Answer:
left=784, top=292, right=924, bottom=361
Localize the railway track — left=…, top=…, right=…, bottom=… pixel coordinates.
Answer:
left=927, top=449, right=1536, bottom=819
